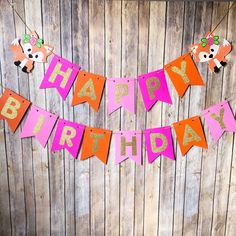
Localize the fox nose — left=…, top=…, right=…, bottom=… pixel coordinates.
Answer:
left=209, top=54, right=213, bottom=58
left=28, top=54, right=33, bottom=58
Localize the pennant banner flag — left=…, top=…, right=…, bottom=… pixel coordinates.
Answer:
left=40, top=55, right=80, bottom=100
left=51, top=119, right=85, bottom=158
left=80, top=127, right=112, bottom=164
left=0, top=89, right=31, bottom=132
left=107, top=78, right=135, bottom=114
left=202, top=101, right=236, bottom=142
left=115, top=131, right=142, bottom=165
left=20, top=105, right=58, bottom=147
left=138, top=69, right=172, bottom=111
left=144, top=126, right=175, bottom=163
left=72, top=70, right=105, bottom=111
left=165, top=53, right=204, bottom=97
left=173, top=116, right=207, bottom=156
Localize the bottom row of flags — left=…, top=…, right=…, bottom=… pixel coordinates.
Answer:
left=0, top=88, right=236, bottom=164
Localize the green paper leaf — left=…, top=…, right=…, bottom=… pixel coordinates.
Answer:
left=23, top=34, right=30, bottom=43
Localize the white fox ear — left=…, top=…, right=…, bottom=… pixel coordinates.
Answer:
left=189, top=44, right=198, bottom=54
left=44, top=44, right=54, bottom=55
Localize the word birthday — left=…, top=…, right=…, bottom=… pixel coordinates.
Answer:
left=0, top=88, right=236, bottom=164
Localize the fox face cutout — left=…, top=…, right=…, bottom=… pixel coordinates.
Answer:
left=189, top=32, right=232, bottom=73
left=10, top=31, right=54, bottom=73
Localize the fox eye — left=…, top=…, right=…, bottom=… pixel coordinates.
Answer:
left=204, top=55, right=207, bottom=58
left=211, top=49, right=214, bottom=52
left=27, top=48, right=31, bottom=52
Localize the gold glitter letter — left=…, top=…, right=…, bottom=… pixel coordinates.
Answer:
left=90, top=133, right=105, bottom=153
left=171, top=60, right=189, bottom=84
left=59, top=126, right=76, bottom=147
left=150, top=133, right=168, bottom=153
left=33, top=115, right=45, bottom=134
left=78, top=78, right=96, bottom=101
left=210, top=108, right=226, bottom=129
left=1, top=96, right=21, bottom=119
left=48, top=62, right=72, bottom=88
left=146, top=77, right=160, bottom=99
left=121, top=136, right=137, bottom=156
left=115, top=84, right=128, bottom=104
left=183, top=124, right=201, bottom=146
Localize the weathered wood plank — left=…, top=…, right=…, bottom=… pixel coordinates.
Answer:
left=225, top=4, right=236, bottom=236
left=24, top=0, right=51, bottom=235
left=89, top=0, right=106, bottom=235
left=0, top=42, right=11, bottom=236
left=173, top=2, right=196, bottom=236
left=143, top=2, right=166, bottom=235
left=197, top=2, right=226, bottom=236
left=60, top=0, right=76, bottom=235
left=119, top=1, right=138, bottom=235
left=42, top=0, right=65, bottom=235
left=14, top=1, right=37, bottom=235
left=72, top=0, right=90, bottom=235
left=212, top=2, right=235, bottom=235
left=134, top=1, right=149, bottom=235
left=183, top=2, right=212, bottom=236
left=0, top=0, right=27, bottom=235
left=105, top=0, right=121, bottom=235
left=159, top=2, right=184, bottom=235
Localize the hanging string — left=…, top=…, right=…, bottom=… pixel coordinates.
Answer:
left=7, top=0, right=32, bottom=32
left=210, top=2, right=236, bottom=33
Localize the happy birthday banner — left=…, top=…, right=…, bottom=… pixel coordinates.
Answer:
left=2, top=1, right=236, bottom=164
left=0, top=88, right=236, bottom=164
left=10, top=30, right=233, bottom=115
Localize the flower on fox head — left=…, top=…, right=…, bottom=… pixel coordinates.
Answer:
left=201, top=35, right=219, bottom=47
left=23, top=33, right=43, bottom=48
left=29, top=36, right=37, bottom=46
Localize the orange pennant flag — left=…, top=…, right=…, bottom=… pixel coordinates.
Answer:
left=173, top=116, right=207, bottom=156
left=165, top=53, right=204, bottom=97
left=0, top=89, right=31, bottom=132
left=72, top=70, right=106, bottom=112
left=80, top=127, right=112, bottom=164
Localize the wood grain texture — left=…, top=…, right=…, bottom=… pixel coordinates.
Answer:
left=0, top=1, right=235, bottom=236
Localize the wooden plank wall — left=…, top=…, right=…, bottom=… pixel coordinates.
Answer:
left=0, top=1, right=235, bottom=235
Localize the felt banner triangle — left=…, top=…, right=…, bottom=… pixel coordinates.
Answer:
left=72, top=70, right=105, bottom=112
left=115, top=131, right=142, bottom=165
left=20, top=105, right=58, bottom=147
left=80, top=127, right=112, bottom=164
left=202, top=100, right=236, bottom=142
left=51, top=119, right=85, bottom=158
left=165, top=53, right=204, bottom=97
left=173, top=116, right=207, bottom=156
left=40, top=55, right=80, bottom=100
left=107, top=78, right=135, bottom=114
left=144, top=126, right=175, bottom=163
left=0, top=89, right=31, bottom=132
left=138, top=69, right=172, bottom=111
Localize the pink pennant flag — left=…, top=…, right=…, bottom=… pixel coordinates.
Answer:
left=40, top=55, right=80, bottom=100
left=107, top=78, right=135, bottom=114
left=202, top=100, right=236, bottom=142
left=144, top=126, right=175, bottom=163
left=115, top=131, right=142, bottom=165
left=20, top=105, right=58, bottom=147
left=138, top=69, right=172, bottom=111
left=51, top=119, right=85, bottom=158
